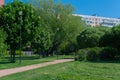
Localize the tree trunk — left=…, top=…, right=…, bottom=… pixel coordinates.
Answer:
left=48, top=41, right=60, bottom=56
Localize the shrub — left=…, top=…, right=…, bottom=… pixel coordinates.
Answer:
left=75, top=49, right=87, bottom=61
left=86, top=47, right=101, bottom=61
left=57, top=42, right=77, bottom=55
left=75, top=47, right=118, bottom=61
left=99, top=47, right=118, bottom=60
left=4, top=50, right=9, bottom=55
left=15, top=50, right=24, bottom=55
left=75, top=47, right=102, bottom=61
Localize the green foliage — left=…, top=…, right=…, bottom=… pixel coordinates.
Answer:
left=99, top=47, right=118, bottom=60
left=76, top=47, right=101, bottom=61
left=15, top=50, right=24, bottom=55
left=32, top=28, right=52, bottom=56
left=0, top=0, right=40, bottom=50
left=76, top=47, right=118, bottom=61
left=87, top=47, right=101, bottom=61
left=28, top=0, right=85, bottom=55
left=0, top=0, right=40, bottom=62
left=0, top=29, right=7, bottom=58
left=58, top=16, right=85, bottom=54
left=75, top=49, right=87, bottom=61
left=111, top=26, right=120, bottom=49
left=77, top=27, right=106, bottom=49
left=58, top=42, right=78, bottom=55
left=3, top=50, right=9, bottom=55
left=99, top=26, right=120, bottom=50
left=99, top=30, right=113, bottom=47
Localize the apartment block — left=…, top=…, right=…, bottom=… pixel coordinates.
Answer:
left=73, top=14, right=120, bottom=27
left=0, top=0, right=4, bottom=6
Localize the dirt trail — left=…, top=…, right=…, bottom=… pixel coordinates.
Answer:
left=0, top=59, right=74, bottom=77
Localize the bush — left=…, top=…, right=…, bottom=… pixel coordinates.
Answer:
left=15, top=50, right=24, bottom=55
left=4, top=50, right=9, bottom=55
left=87, top=47, right=101, bottom=61
left=57, top=42, right=77, bottom=55
left=76, top=47, right=102, bottom=61
left=75, top=49, right=87, bottom=61
left=99, top=47, right=118, bottom=60
left=75, top=47, right=118, bottom=61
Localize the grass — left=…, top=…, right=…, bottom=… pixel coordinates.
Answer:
left=1, top=61, right=120, bottom=80
left=0, top=55, right=74, bottom=70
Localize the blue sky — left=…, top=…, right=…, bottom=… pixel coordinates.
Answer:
left=5, top=0, right=120, bottom=18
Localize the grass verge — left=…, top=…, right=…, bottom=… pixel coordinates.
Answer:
left=1, top=61, right=120, bottom=80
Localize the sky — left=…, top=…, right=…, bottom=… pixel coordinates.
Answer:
left=4, top=0, right=120, bottom=18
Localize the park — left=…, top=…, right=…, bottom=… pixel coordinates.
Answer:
left=0, top=0, right=120, bottom=80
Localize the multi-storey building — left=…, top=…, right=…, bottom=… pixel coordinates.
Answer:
left=0, top=0, right=4, bottom=7
left=73, top=14, right=120, bottom=27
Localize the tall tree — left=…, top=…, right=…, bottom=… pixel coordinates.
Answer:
left=28, top=0, right=84, bottom=55
left=0, top=0, right=40, bottom=62
left=100, top=25, right=120, bottom=51
left=77, top=27, right=108, bottom=49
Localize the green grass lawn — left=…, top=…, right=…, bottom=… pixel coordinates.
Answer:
left=0, top=55, right=74, bottom=70
left=1, top=61, right=120, bottom=80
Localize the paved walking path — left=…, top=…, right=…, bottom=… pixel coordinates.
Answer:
left=0, top=59, right=74, bottom=77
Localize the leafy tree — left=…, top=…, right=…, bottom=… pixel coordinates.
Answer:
left=0, top=0, right=40, bottom=62
left=77, top=27, right=106, bottom=49
left=32, top=28, right=52, bottom=57
left=28, top=0, right=84, bottom=55
left=100, top=25, right=120, bottom=51
left=99, top=30, right=113, bottom=47
left=0, top=28, right=7, bottom=58
left=111, top=26, right=120, bottom=49
left=57, top=15, right=85, bottom=54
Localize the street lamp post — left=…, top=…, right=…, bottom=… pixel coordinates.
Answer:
left=56, top=27, right=59, bottom=59
left=19, top=11, right=23, bottom=64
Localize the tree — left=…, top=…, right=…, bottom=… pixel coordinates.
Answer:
left=0, top=28, right=7, bottom=58
left=77, top=27, right=106, bottom=49
left=111, top=26, right=120, bottom=50
left=28, top=0, right=85, bottom=55
left=32, top=28, right=52, bottom=57
left=58, top=16, right=85, bottom=54
left=99, top=25, right=120, bottom=50
left=99, top=30, right=113, bottom=47
left=0, top=0, right=40, bottom=62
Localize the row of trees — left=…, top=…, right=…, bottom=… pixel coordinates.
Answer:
left=0, top=0, right=85, bottom=62
left=76, top=26, right=120, bottom=61
left=77, top=26, right=120, bottom=50
left=0, top=0, right=119, bottom=62
left=77, top=27, right=110, bottom=49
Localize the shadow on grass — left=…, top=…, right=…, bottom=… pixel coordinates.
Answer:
left=0, top=55, right=40, bottom=64
left=15, top=56, right=40, bottom=60
left=63, top=58, right=75, bottom=59
left=0, top=61, right=12, bottom=64
left=88, top=59, right=120, bottom=63
left=3, top=55, right=40, bottom=60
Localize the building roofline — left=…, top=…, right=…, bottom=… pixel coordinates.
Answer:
left=73, top=14, right=120, bottom=20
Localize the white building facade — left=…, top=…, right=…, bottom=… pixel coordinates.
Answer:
left=73, top=14, right=120, bottom=27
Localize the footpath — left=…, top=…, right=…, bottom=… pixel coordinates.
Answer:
left=0, top=59, right=74, bottom=77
